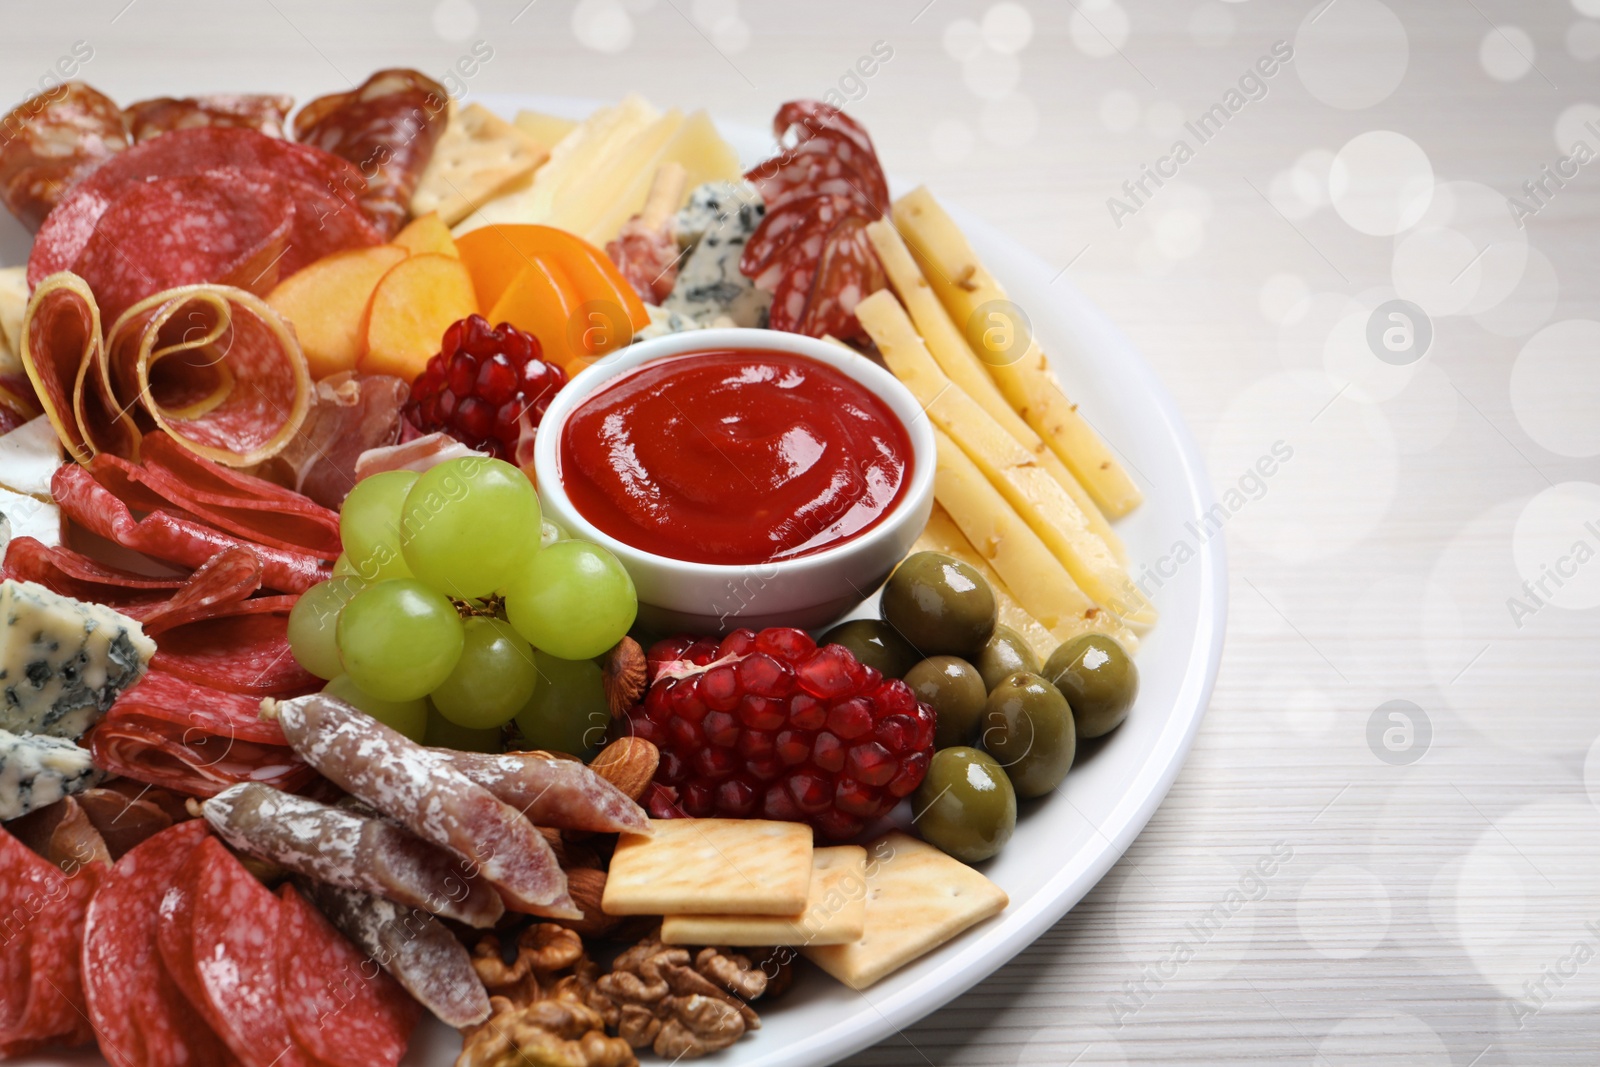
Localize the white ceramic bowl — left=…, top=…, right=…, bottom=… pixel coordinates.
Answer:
left=533, top=328, right=936, bottom=634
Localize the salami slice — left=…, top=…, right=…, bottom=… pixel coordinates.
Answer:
left=71, top=170, right=295, bottom=324
left=10, top=858, right=103, bottom=1054
left=187, top=837, right=316, bottom=1067
left=81, top=819, right=231, bottom=1067
left=796, top=214, right=886, bottom=339
left=152, top=595, right=314, bottom=695
left=152, top=860, right=232, bottom=1066
left=138, top=546, right=264, bottom=635
left=90, top=436, right=343, bottom=559
left=28, top=126, right=371, bottom=288
left=277, top=884, right=419, bottom=1067
left=1, top=536, right=182, bottom=614
left=124, top=94, right=294, bottom=143
left=300, top=881, right=490, bottom=1028
left=53, top=464, right=329, bottom=592
left=0, top=82, right=128, bottom=232
left=740, top=192, right=857, bottom=279
left=293, top=70, right=450, bottom=239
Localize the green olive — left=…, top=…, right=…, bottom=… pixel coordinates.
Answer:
left=912, top=746, right=1016, bottom=863
left=974, top=625, right=1042, bottom=693
left=981, top=671, right=1075, bottom=798
left=880, top=552, right=997, bottom=657
left=905, top=656, right=988, bottom=749
left=819, top=619, right=921, bottom=679
left=1043, top=634, right=1138, bottom=739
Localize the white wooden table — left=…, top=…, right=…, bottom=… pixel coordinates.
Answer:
left=6, top=1, right=1598, bottom=1063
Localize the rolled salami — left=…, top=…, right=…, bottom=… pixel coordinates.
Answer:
left=202, top=782, right=505, bottom=928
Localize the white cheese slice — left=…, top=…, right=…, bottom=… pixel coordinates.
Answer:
left=0, top=579, right=156, bottom=741
left=0, top=727, right=102, bottom=821
left=0, top=266, right=26, bottom=376
left=0, top=415, right=67, bottom=500
left=0, top=484, right=61, bottom=554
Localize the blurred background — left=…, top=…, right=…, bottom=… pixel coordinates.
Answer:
left=5, top=1, right=1598, bottom=1063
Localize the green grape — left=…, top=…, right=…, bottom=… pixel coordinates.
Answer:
left=399, top=457, right=539, bottom=599
left=423, top=706, right=504, bottom=752
left=504, top=540, right=636, bottom=660
left=323, top=674, right=428, bottom=742
left=287, top=577, right=366, bottom=680
left=512, top=650, right=609, bottom=758
left=340, top=471, right=417, bottom=581
left=430, top=617, right=539, bottom=729
left=332, top=554, right=357, bottom=577
left=336, top=578, right=464, bottom=701
left=540, top=516, right=567, bottom=549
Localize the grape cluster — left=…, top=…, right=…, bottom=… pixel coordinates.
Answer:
left=287, top=457, right=636, bottom=752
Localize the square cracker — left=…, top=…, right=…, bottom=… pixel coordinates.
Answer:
left=411, top=103, right=547, bottom=226
left=602, top=819, right=812, bottom=916
left=802, top=831, right=1008, bottom=990
left=660, top=845, right=868, bottom=947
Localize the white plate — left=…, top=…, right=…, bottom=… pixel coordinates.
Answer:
left=7, top=96, right=1225, bottom=1067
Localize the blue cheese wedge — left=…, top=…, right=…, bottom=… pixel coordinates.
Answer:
left=0, top=416, right=67, bottom=500
left=664, top=180, right=772, bottom=329
left=0, top=580, right=155, bottom=741
left=633, top=303, right=702, bottom=342
left=0, top=727, right=102, bottom=821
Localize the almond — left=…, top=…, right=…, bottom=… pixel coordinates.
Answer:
left=562, top=867, right=621, bottom=939
left=589, top=736, right=659, bottom=802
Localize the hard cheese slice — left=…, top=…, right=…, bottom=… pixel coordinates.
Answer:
left=660, top=845, right=867, bottom=947
left=802, top=831, right=1008, bottom=990
left=0, top=579, right=155, bottom=739
left=602, top=818, right=812, bottom=916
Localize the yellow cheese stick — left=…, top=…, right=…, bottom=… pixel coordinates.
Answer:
left=928, top=428, right=1134, bottom=648
left=913, top=505, right=1065, bottom=660
left=891, top=186, right=1143, bottom=518
left=858, top=290, right=1155, bottom=631
left=864, top=218, right=1125, bottom=562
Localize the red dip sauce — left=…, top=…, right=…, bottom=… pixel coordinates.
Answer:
left=559, top=349, right=913, bottom=565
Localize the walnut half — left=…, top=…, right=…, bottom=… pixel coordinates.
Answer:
left=593, top=934, right=775, bottom=1059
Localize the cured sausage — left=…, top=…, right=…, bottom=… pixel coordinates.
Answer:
left=202, top=783, right=505, bottom=928
left=81, top=819, right=232, bottom=1067
left=124, top=94, right=293, bottom=143
left=300, top=880, right=490, bottom=1028
left=183, top=837, right=314, bottom=1067
left=277, top=883, right=419, bottom=1067
left=443, top=749, right=649, bottom=833
left=0, top=82, right=128, bottom=232
left=27, top=126, right=376, bottom=288
left=270, top=692, right=576, bottom=916
left=89, top=670, right=312, bottom=798
left=52, top=464, right=329, bottom=592
left=294, top=70, right=450, bottom=239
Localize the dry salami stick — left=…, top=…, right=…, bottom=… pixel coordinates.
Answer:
left=300, top=880, right=491, bottom=1028
left=267, top=693, right=577, bottom=916
left=202, top=782, right=505, bottom=928
left=440, top=750, right=649, bottom=834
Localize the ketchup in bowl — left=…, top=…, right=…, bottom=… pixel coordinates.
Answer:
left=559, top=349, right=913, bottom=565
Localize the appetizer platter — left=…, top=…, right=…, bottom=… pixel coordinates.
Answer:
left=0, top=72, right=1223, bottom=1067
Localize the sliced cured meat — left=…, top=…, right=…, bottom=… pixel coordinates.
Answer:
left=186, top=837, right=315, bottom=1067
left=87, top=435, right=343, bottom=559
left=152, top=595, right=315, bottom=695
left=271, top=692, right=575, bottom=916
left=124, top=94, right=293, bottom=143
left=137, top=546, right=264, bottom=635
left=277, top=883, right=419, bottom=1067
left=203, top=783, right=505, bottom=928
left=773, top=100, right=878, bottom=160
left=89, top=671, right=311, bottom=798
left=152, top=858, right=232, bottom=1066
left=740, top=192, right=857, bottom=279
left=0, top=823, right=106, bottom=1056
left=1, top=536, right=181, bottom=615
left=300, top=881, right=490, bottom=1028
left=71, top=170, right=295, bottom=324
left=81, top=820, right=229, bottom=1067
left=250, top=372, right=409, bottom=510
left=5, top=795, right=111, bottom=870
left=29, top=126, right=371, bottom=288
left=74, top=787, right=177, bottom=860
left=22, top=274, right=313, bottom=469
left=796, top=214, right=885, bottom=339
left=294, top=69, right=450, bottom=239
left=353, top=432, right=485, bottom=483
left=443, top=750, right=648, bottom=833
left=0, top=82, right=128, bottom=232
left=53, top=464, right=329, bottom=592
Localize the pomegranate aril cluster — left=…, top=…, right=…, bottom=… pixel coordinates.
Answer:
left=404, top=314, right=567, bottom=461
left=624, top=627, right=936, bottom=841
